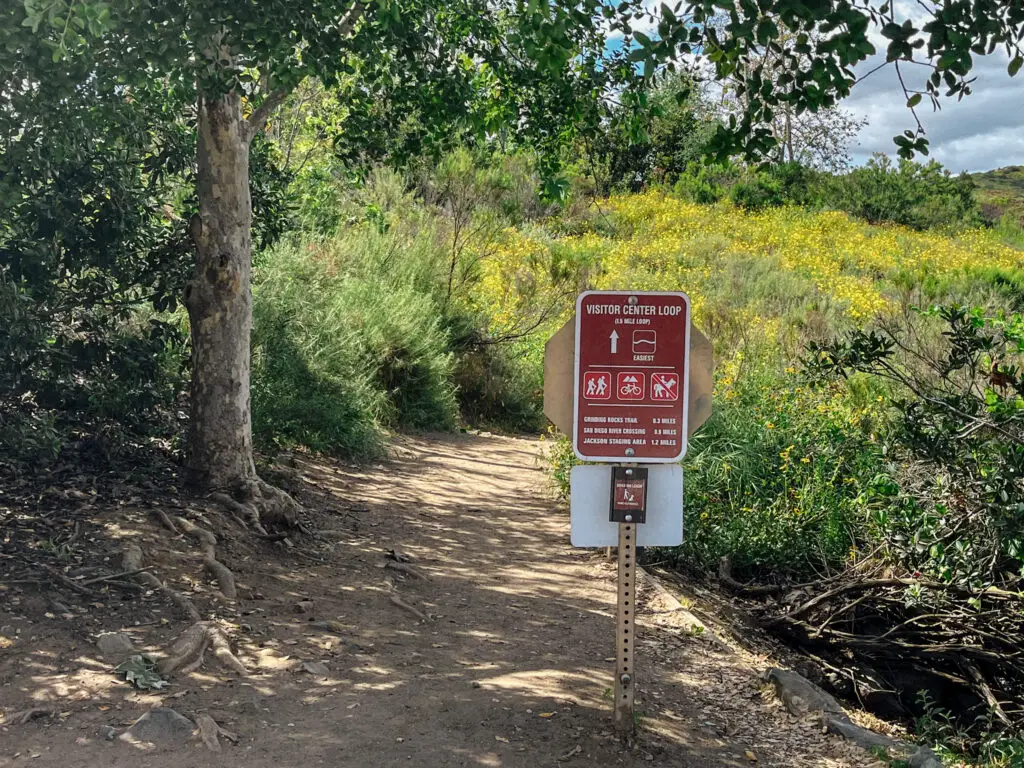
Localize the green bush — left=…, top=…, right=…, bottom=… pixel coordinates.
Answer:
left=454, top=334, right=548, bottom=433
left=765, top=162, right=826, bottom=207
left=674, top=355, right=883, bottom=578
left=825, top=155, right=979, bottom=231
left=673, top=163, right=737, bottom=204
left=729, top=173, right=785, bottom=210
left=252, top=234, right=458, bottom=456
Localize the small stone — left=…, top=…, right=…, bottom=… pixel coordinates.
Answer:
left=295, top=600, right=315, bottom=614
left=745, top=751, right=757, bottom=762
left=101, top=726, right=117, bottom=741
left=96, top=632, right=135, bottom=658
left=301, top=661, right=330, bottom=677
left=120, top=708, right=194, bottom=746
left=471, top=681, right=481, bottom=688
left=232, top=700, right=261, bottom=715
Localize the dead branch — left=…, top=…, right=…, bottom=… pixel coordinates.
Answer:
left=77, top=567, right=154, bottom=586
left=718, top=556, right=784, bottom=596
left=962, top=661, right=1013, bottom=727
left=384, top=561, right=429, bottom=580
left=40, top=564, right=94, bottom=597
left=774, top=578, right=1023, bottom=625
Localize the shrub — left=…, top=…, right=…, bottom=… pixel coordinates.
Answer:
left=252, top=235, right=458, bottom=456
left=454, top=336, right=547, bottom=432
left=729, top=173, right=785, bottom=209
left=672, top=163, right=737, bottom=204
left=806, top=304, right=1024, bottom=587
left=825, top=155, right=979, bottom=231
left=674, top=352, right=883, bottom=578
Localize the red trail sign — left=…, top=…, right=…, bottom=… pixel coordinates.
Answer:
left=573, top=291, right=691, bottom=462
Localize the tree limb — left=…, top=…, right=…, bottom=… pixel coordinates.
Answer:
left=244, top=88, right=291, bottom=142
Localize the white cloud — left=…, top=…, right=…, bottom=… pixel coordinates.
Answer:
left=843, top=6, right=1024, bottom=172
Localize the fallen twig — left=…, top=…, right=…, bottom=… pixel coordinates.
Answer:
left=40, top=564, right=94, bottom=597
left=78, top=568, right=154, bottom=586
left=384, top=560, right=430, bottom=580
left=389, top=593, right=428, bottom=622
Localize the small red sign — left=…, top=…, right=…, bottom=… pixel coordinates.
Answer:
left=582, top=371, right=611, bottom=400
left=616, top=372, right=645, bottom=401
left=573, top=291, right=690, bottom=462
left=610, top=466, right=649, bottom=523
left=614, top=480, right=644, bottom=509
left=650, top=372, right=679, bottom=401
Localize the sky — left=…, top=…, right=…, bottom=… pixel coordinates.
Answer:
left=844, top=50, right=1024, bottom=173
left=606, top=2, right=1024, bottom=174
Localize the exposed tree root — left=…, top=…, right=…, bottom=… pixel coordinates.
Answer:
left=122, top=544, right=201, bottom=621
left=195, top=713, right=238, bottom=751
left=153, top=509, right=180, bottom=535
left=210, top=492, right=264, bottom=534
left=158, top=621, right=249, bottom=677
left=389, top=593, right=429, bottom=622
left=173, top=516, right=236, bottom=599
left=210, top=477, right=301, bottom=535
left=253, top=478, right=301, bottom=528
left=3, top=708, right=54, bottom=726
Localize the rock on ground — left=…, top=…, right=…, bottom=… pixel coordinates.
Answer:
left=119, top=707, right=194, bottom=747
left=95, top=631, right=135, bottom=658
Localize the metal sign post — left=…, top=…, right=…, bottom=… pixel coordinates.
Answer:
left=545, top=289, right=712, bottom=737
left=615, top=521, right=636, bottom=730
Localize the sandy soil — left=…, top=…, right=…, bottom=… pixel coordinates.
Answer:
left=0, top=433, right=881, bottom=767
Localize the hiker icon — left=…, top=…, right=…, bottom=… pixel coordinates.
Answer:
left=582, top=371, right=611, bottom=400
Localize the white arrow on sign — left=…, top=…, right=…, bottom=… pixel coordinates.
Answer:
left=610, top=330, right=619, bottom=353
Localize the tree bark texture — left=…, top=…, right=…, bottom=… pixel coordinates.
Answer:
left=185, top=90, right=256, bottom=491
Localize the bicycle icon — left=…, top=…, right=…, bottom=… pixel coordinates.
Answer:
left=616, top=372, right=646, bottom=401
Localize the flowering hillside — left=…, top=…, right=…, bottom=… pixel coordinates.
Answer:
left=474, top=191, right=1024, bottom=583
left=481, top=191, right=1022, bottom=336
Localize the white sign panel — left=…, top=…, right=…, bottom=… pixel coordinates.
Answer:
left=570, top=464, right=683, bottom=547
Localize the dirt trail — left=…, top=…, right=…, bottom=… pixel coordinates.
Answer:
left=1, top=433, right=879, bottom=767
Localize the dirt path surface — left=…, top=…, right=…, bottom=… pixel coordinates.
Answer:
left=1, top=434, right=880, bottom=767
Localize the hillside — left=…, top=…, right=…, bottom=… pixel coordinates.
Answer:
left=970, top=165, right=1024, bottom=224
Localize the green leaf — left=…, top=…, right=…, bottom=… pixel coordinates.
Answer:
left=755, top=19, right=778, bottom=46
left=115, top=654, right=168, bottom=690
left=906, top=93, right=922, bottom=108
left=1010, top=56, right=1023, bottom=77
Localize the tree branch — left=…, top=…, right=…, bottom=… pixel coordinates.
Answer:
left=336, top=0, right=366, bottom=36
left=244, top=88, right=291, bottom=143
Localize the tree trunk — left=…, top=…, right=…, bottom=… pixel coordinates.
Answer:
left=184, top=90, right=256, bottom=491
